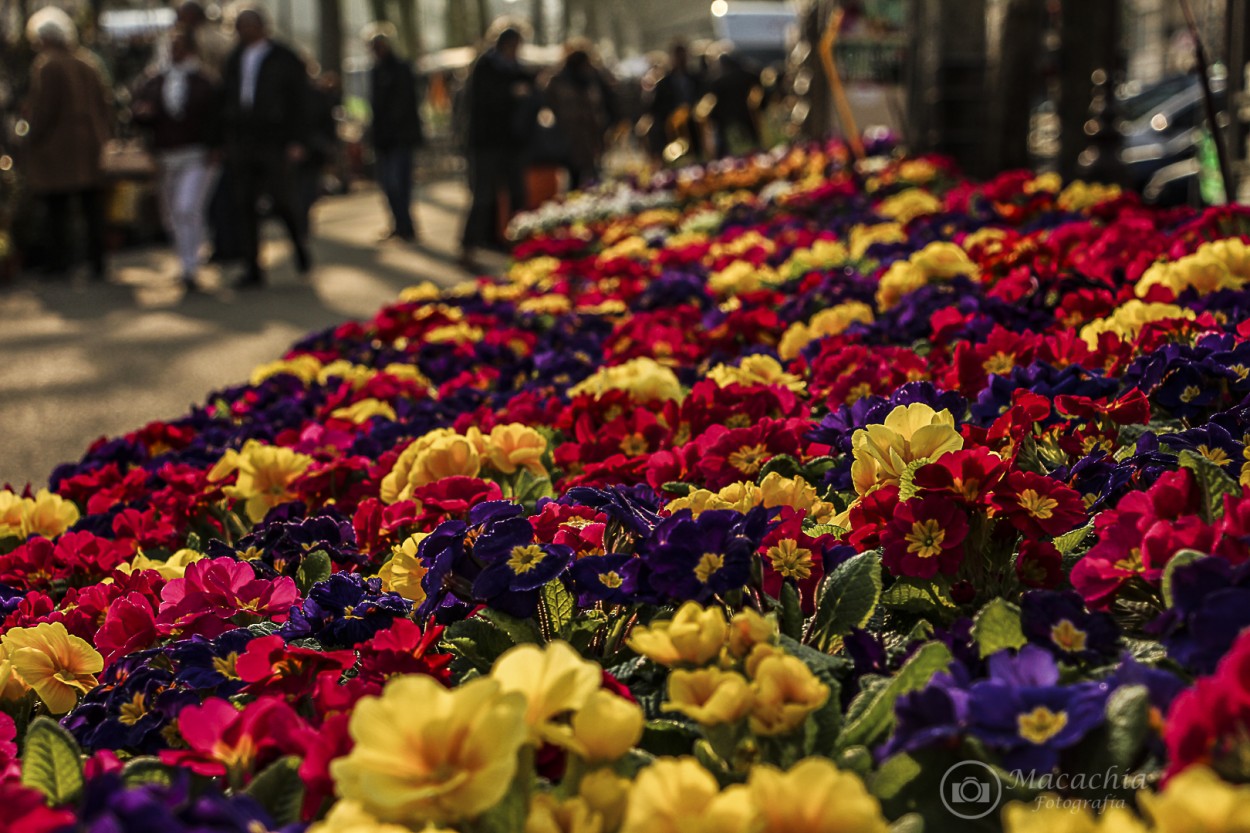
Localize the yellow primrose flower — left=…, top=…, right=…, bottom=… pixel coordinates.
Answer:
left=526, top=794, right=603, bottom=833
left=599, top=235, right=651, bottom=263
left=1078, top=300, right=1197, bottom=349
left=849, top=222, right=907, bottom=259
left=748, top=653, right=830, bottom=736
left=707, top=355, right=806, bottom=394
left=330, top=674, right=528, bottom=826
left=208, top=440, right=314, bottom=523
left=850, top=403, right=964, bottom=496
left=250, top=354, right=323, bottom=385
left=118, top=548, right=203, bottom=581
left=708, top=261, right=779, bottom=297
left=425, top=322, right=485, bottom=344
left=2, top=621, right=102, bottom=713
left=0, top=646, right=33, bottom=702
left=308, top=800, right=432, bottom=833
left=518, top=294, right=574, bottom=316
left=21, top=489, right=81, bottom=539
left=570, top=689, right=644, bottom=764
left=876, top=242, right=978, bottom=311
left=1025, top=172, right=1063, bottom=194
left=746, top=758, right=890, bottom=833
left=620, top=758, right=761, bottom=833
left=665, top=482, right=762, bottom=517
left=378, top=533, right=428, bottom=604
left=492, top=641, right=602, bottom=747
left=507, top=256, right=561, bottom=289
left=1057, top=180, right=1122, bottom=212
left=1138, top=765, right=1250, bottom=833
left=897, top=159, right=938, bottom=184
left=579, top=770, right=631, bottom=833
left=663, top=667, right=755, bottom=726
left=330, top=398, right=398, bottom=424
left=727, top=609, right=777, bottom=659
left=381, top=429, right=481, bottom=504
left=568, top=358, right=685, bottom=403
left=482, top=423, right=548, bottom=476
left=1003, top=802, right=1147, bottom=833
left=757, top=472, right=836, bottom=523
left=0, top=490, right=25, bottom=537
left=875, top=188, right=943, bottom=224
left=318, top=360, right=375, bottom=388
left=781, top=239, right=850, bottom=278
left=875, top=261, right=928, bottom=311
left=628, top=602, right=728, bottom=667
left=398, top=281, right=443, bottom=301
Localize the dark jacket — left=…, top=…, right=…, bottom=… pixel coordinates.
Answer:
left=221, top=39, right=309, bottom=149
left=24, top=48, right=113, bottom=193
left=134, top=66, right=222, bottom=151
left=465, top=49, right=535, bottom=150
left=370, top=52, right=423, bottom=150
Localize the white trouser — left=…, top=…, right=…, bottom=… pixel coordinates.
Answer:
left=157, top=146, right=217, bottom=278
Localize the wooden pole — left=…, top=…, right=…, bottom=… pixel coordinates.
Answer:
left=1179, top=0, right=1235, bottom=202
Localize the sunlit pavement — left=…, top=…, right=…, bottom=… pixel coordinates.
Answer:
left=0, top=178, right=501, bottom=488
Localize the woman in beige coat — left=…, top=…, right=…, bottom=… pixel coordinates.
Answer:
left=24, top=7, right=113, bottom=278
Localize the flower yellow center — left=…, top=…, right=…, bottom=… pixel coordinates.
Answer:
left=766, top=540, right=814, bottom=580
left=599, top=571, right=624, bottom=589
left=508, top=544, right=546, bottom=575
left=119, top=692, right=146, bottom=726
left=1197, top=444, right=1231, bottom=466
left=728, top=443, right=770, bottom=476
left=212, top=652, right=241, bottom=681
left=694, top=552, right=726, bottom=584
left=1018, top=706, right=1069, bottom=745
left=1050, top=619, right=1088, bottom=653
left=1017, top=489, right=1059, bottom=519
left=1232, top=364, right=1250, bottom=381
left=726, top=413, right=752, bottom=429
left=1114, top=548, right=1143, bottom=572
left=846, top=382, right=874, bottom=403
left=1180, top=385, right=1202, bottom=404
left=619, top=433, right=650, bottom=456
left=904, top=519, right=946, bottom=559
left=983, top=351, right=1016, bottom=376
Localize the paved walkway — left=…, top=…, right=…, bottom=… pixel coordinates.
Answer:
left=0, top=179, right=498, bottom=489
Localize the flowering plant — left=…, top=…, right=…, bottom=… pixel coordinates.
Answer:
left=6, top=142, right=1250, bottom=831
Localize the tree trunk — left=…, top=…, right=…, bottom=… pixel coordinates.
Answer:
left=1057, top=0, right=1120, bottom=181
left=475, top=0, right=492, bottom=38
left=448, top=0, right=471, bottom=46
left=397, top=0, right=421, bottom=57
left=985, top=0, right=1046, bottom=172
left=369, top=0, right=389, bottom=22
left=531, top=0, right=546, bottom=45
left=318, top=0, right=344, bottom=77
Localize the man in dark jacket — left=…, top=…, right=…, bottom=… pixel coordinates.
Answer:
left=367, top=25, right=423, bottom=243
left=647, top=41, right=704, bottom=162
left=459, top=27, right=534, bottom=267
left=221, top=6, right=310, bottom=287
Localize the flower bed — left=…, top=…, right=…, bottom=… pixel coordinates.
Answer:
left=5, top=142, right=1250, bottom=832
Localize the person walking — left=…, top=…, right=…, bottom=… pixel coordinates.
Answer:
left=459, top=26, right=535, bottom=268
left=220, top=6, right=310, bottom=288
left=22, top=7, right=113, bottom=280
left=646, top=41, right=704, bottom=162
left=707, top=49, right=763, bottom=158
left=366, top=24, right=423, bottom=244
left=132, top=29, right=221, bottom=290
left=175, top=1, right=232, bottom=81
left=545, top=43, right=613, bottom=191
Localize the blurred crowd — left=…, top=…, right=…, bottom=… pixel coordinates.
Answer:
left=0, top=3, right=784, bottom=286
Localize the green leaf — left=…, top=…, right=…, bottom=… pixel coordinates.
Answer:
left=870, top=752, right=923, bottom=801
left=20, top=716, right=84, bottom=806
left=296, top=549, right=332, bottom=594
left=971, top=598, right=1027, bottom=659
left=480, top=608, right=542, bottom=645
left=836, top=745, right=875, bottom=778
left=243, top=756, right=304, bottom=826
left=778, top=581, right=804, bottom=641
left=1161, top=548, right=1207, bottom=608
left=640, top=719, right=699, bottom=756
left=1053, top=521, right=1094, bottom=556
left=896, top=457, right=932, bottom=502
left=807, top=551, right=882, bottom=650
left=1104, top=684, right=1151, bottom=771
left=759, top=453, right=803, bottom=481
left=801, top=521, right=850, bottom=538
left=121, top=757, right=174, bottom=787
left=837, top=642, right=953, bottom=751
left=444, top=617, right=519, bottom=675
left=881, top=578, right=955, bottom=617
left=512, top=470, right=556, bottom=509
left=660, top=481, right=696, bottom=497
left=540, top=580, right=577, bottom=640
left=1179, top=449, right=1240, bottom=522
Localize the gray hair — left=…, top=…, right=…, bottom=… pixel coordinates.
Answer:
left=361, top=21, right=397, bottom=44
left=26, top=6, right=78, bottom=49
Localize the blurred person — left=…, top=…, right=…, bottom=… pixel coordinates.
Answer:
left=545, top=41, right=614, bottom=190
left=459, top=25, right=535, bottom=268
left=23, top=6, right=113, bottom=280
left=176, top=1, right=232, bottom=80
left=365, top=23, right=423, bottom=244
left=221, top=6, right=310, bottom=288
left=132, top=29, right=222, bottom=290
left=707, top=48, right=763, bottom=158
left=646, top=40, right=704, bottom=162
left=298, top=67, right=341, bottom=240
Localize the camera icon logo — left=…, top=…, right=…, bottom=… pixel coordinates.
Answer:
left=940, top=760, right=1003, bottom=820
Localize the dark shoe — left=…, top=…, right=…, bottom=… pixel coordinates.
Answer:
left=235, top=269, right=265, bottom=289
left=294, top=244, right=312, bottom=276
